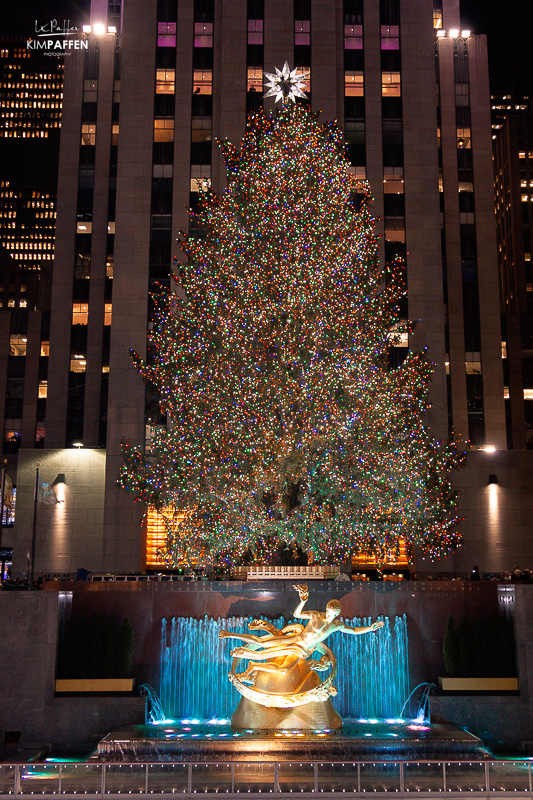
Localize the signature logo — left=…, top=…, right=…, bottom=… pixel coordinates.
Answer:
left=27, top=19, right=88, bottom=54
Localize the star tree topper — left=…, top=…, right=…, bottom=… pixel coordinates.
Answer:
left=263, top=62, right=309, bottom=104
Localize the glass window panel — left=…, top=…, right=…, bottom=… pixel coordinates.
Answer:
left=194, top=21, right=213, bottom=47
left=345, top=71, right=364, bottom=96
left=72, top=302, right=89, bottom=325
left=104, top=303, right=112, bottom=326
left=345, top=24, right=363, bottom=48
left=70, top=355, right=87, bottom=372
left=193, top=69, right=212, bottom=94
left=81, top=123, right=96, bottom=145
left=382, top=71, right=401, bottom=95
left=381, top=24, right=399, bottom=48
left=156, top=68, right=175, bottom=93
left=154, top=118, right=174, bottom=142
left=9, top=334, right=27, bottom=356
left=247, top=66, right=263, bottom=92
left=248, top=19, right=263, bottom=44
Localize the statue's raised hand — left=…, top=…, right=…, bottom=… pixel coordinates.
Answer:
left=293, top=583, right=309, bottom=601
left=371, top=620, right=385, bottom=632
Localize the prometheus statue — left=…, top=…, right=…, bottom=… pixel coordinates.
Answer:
left=219, top=584, right=384, bottom=730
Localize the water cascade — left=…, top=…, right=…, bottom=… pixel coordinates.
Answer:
left=158, top=615, right=408, bottom=721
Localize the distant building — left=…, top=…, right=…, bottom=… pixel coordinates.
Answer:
left=0, top=41, right=63, bottom=574
left=492, top=96, right=533, bottom=450
left=6, top=0, right=533, bottom=578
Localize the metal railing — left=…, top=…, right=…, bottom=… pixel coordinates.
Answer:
left=0, top=759, right=532, bottom=797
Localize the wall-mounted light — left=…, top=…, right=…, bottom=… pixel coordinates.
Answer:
left=436, top=29, right=446, bottom=38
left=82, top=23, right=117, bottom=35
left=483, top=445, right=496, bottom=453
left=449, top=28, right=459, bottom=38
left=73, top=442, right=84, bottom=448
left=488, top=474, right=498, bottom=485
left=461, top=30, right=470, bottom=38
left=52, top=473, right=66, bottom=486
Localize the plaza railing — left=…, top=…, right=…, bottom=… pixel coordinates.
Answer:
left=0, top=759, right=532, bottom=797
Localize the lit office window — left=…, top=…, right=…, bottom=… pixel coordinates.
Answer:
left=38, top=381, right=47, bottom=399
left=345, top=71, right=364, bottom=96
left=9, top=334, right=27, bottom=356
left=193, top=70, right=213, bottom=95
left=81, top=124, right=96, bottom=145
left=70, top=354, right=87, bottom=372
left=156, top=69, right=175, bottom=94
left=194, top=22, right=213, bottom=47
left=248, top=19, right=263, bottom=45
left=157, top=22, right=176, bottom=47
left=381, top=25, right=399, bottom=49
left=295, top=20, right=310, bottom=45
left=104, top=304, right=112, bottom=326
left=72, top=303, right=88, bottom=325
left=247, top=67, right=262, bottom=92
left=382, top=72, right=401, bottom=96
left=154, top=118, right=174, bottom=142
left=344, top=24, right=363, bottom=49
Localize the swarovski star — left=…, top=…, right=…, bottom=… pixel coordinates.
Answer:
left=263, top=61, right=309, bottom=104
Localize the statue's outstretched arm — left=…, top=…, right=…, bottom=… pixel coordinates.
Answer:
left=341, top=620, right=384, bottom=636
left=293, top=583, right=312, bottom=620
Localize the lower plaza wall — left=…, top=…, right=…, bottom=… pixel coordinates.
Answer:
left=0, top=583, right=531, bottom=756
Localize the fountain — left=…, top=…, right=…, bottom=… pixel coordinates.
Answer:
left=94, top=587, right=487, bottom=762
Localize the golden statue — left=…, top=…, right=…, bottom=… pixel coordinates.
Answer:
left=219, top=584, right=384, bottom=730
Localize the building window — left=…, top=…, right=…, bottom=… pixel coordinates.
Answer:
left=295, top=19, right=310, bottom=45
left=193, top=70, right=213, bottom=95
left=70, top=355, right=87, bottom=372
left=345, top=71, right=364, bottom=96
left=83, top=79, right=98, bottom=102
left=344, top=24, right=363, bottom=49
left=38, top=381, right=47, bottom=399
left=191, top=117, right=212, bottom=142
left=76, top=221, right=92, bottom=233
left=9, top=334, right=27, bottom=356
left=156, top=69, right=175, bottom=94
left=247, top=67, right=263, bottom=92
left=194, top=22, right=213, bottom=47
left=457, top=127, right=471, bottom=148
left=112, top=124, right=119, bottom=145
left=72, top=303, right=89, bottom=325
left=190, top=165, right=211, bottom=193
left=248, top=19, right=263, bottom=45
left=40, top=341, right=49, bottom=357
left=81, top=124, right=96, bottom=145
left=157, top=22, right=176, bottom=47
left=381, top=25, right=399, bottom=49
left=455, top=83, right=469, bottom=106
left=433, top=8, right=443, bottom=28
left=382, top=72, right=401, bottom=96
left=154, top=118, right=174, bottom=142
left=104, top=303, right=112, bottom=326
left=153, top=164, right=174, bottom=178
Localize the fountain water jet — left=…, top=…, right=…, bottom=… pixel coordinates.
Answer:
left=158, top=614, right=409, bottom=721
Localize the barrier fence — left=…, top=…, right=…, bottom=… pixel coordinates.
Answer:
left=0, top=760, right=532, bottom=797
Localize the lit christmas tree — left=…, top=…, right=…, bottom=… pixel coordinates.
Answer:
left=119, top=87, right=464, bottom=567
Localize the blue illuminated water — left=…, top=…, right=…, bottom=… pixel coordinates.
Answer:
left=158, top=614, right=408, bottom=720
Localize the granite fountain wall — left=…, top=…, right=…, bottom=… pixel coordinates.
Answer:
left=0, top=581, right=531, bottom=755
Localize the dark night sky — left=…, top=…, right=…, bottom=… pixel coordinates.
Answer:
left=2, top=0, right=532, bottom=96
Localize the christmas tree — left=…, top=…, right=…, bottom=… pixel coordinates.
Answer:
left=119, top=90, right=463, bottom=568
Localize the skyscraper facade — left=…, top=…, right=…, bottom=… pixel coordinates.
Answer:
left=9, top=0, right=533, bottom=577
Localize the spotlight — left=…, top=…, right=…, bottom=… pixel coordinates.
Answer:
left=436, top=29, right=446, bottom=38
left=92, top=22, right=106, bottom=36
left=449, top=28, right=459, bottom=38
left=52, top=473, right=66, bottom=486
left=488, top=474, right=498, bottom=485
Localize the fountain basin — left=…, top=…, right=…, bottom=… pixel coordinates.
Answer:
left=92, top=719, right=488, bottom=762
